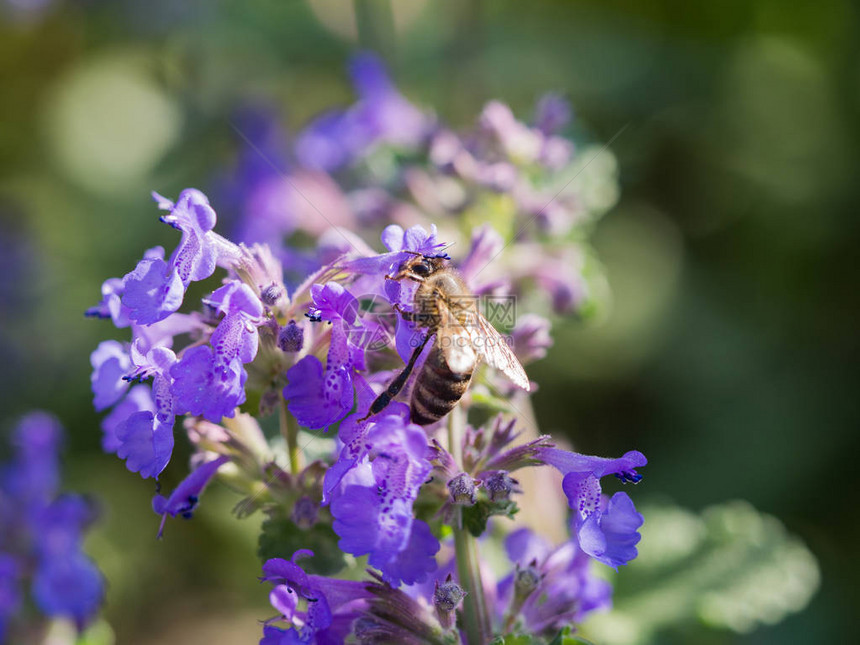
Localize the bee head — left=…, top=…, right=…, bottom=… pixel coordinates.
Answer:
left=411, top=258, right=434, bottom=277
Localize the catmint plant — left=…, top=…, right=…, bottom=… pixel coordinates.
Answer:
left=88, top=54, right=643, bottom=644
left=0, top=413, right=104, bottom=642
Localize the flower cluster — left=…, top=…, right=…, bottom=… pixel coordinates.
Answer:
left=88, top=54, right=641, bottom=644
left=0, top=412, right=104, bottom=641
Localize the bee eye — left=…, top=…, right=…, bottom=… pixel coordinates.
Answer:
left=412, top=262, right=431, bottom=277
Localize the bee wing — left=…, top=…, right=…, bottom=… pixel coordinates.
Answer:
left=471, top=313, right=531, bottom=391
left=436, top=299, right=480, bottom=374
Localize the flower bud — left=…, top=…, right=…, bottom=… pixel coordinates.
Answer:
left=505, top=560, right=543, bottom=627
left=434, top=575, right=466, bottom=630
left=484, top=470, right=518, bottom=502
left=277, top=320, right=304, bottom=353
left=260, top=283, right=283, bottom=306
left=291, top=495, right=319, bottom=530
left=514, top=560, right=542, bottom=596
left=447, top=472, right=478, bottom=506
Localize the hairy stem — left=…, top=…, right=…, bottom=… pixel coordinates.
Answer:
left=279, top=395, right=301, bottom=475
left=449, top=405, right=491, bottom=645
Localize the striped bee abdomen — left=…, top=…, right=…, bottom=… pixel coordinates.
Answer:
left=410, top=345, right=473, bottom=426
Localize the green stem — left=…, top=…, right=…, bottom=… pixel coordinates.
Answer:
left=279, top=395, right=301, bottom=475
left=449, top=406, right=490, bottom=645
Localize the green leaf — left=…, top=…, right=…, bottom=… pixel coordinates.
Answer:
left=462, top=498, right=518, bottom=537
left=470, top=387, right=516, bottom=414
left=548, top=626, right=595, bottom=645
left=257, top=511, right=346, bottom=576
left=583, top=500, right=820, bottom=645
left=238, top=388, right=262, bottom=418
left=490, top=634, right=541, bottom=645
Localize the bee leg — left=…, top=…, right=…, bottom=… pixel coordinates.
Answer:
left=393, top=303, right=419, bottom=322
left=357, top=332, right=433, bottom=422
left=385, top=271, right=425, bottom=283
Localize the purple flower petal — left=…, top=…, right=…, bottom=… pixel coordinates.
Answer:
left=33, top=496, right=96, bottom=559
left=32, top=553, right=103, bottom=627
left=504, top=527, right=551, bottom=566
left=152, top=455, right=230, bottom=538
left=540, top=448, right=647, bottom=479
left=329, top=416, right=437, bottom=586
left=170, top=346, right=247, bottom=422
left=121, top=255, right=185, bottom=325
left=85, top=277, right=129, bottom=327
left=3, top=412, right=63, bottom=504
left=309, top=282, right=358, bottom=324
left=115, top=410, right=174, bottom=479
left=90, top=340, right=131, bottom=411
left=206, top=280, right=264, bottom=319
left=159, top=189, right=220, bottom=285
left=284, top=325, right=354, bottom=430
left=578, top=492, right=643, bottom=569
left=376, top=519, right=440, bottom=587
left=0, top=554, right=21, bottom=637
left=381, top=224, right=443, bottom=255
left=534, top=93, right=571, bottom=135
left=210, top=312, right=259, bottom=365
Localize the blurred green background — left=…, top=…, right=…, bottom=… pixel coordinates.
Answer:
left=1, top=0, right=857, bottom=643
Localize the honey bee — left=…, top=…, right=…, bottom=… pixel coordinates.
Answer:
left=360, top=252, right=530, bottom=425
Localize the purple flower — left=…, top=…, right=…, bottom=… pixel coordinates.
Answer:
left=380, top=223, right=444, bottom=256
left=534, top=93, right=572, bottom=135
left=295, top=53, right=431, bottom=172
left=85, top=277, right=129, bottom=327
left=155, top=189, right=219, bottom=282
left=152, top=455, right=230, bottom=538
left=206, top=280, right=264, bottom=365
left=322, top=374, right=409, bottom=504
left=577, top=492, right=643, bottom=570
left=32, top=495, right=96, bottom=559
left=294, top=110, right=357, bottom=173
left=115, top=410, right=175, bottom=480
left=31, top=496, right=104, bottom=630
left=219, top=104, right=291, bottom=221
left=1, top=412, right=62, bottom=506
left=259, top=551, right=369, bottom=644
left=171, top=346, right=247, bottom=423
left=480, top=101, right=543, bottom=163
left=338, top=224, right=444, bottom=288
left=0, top=554, right=20, bottom=642
left=498, top=527, right=610, bottom=633
left=511, top=314, right=553, bottom=364
left=121, top=246, right=185, bottom=325
left=31, top=553, right=103, bottom=629
left=348, top=53, right=431, bottom=148
left=207, top=279, right=265, bottom=320
left=120, top=190, right=240, bottom=325
left=284, top=323, right=353, bottom=430
left=308, top=282, right=359, bottom=325
left=329, top=415, right=439, bottom=586
left=0, top=414, right=104, bottom=632
left=115, top=347, right=177, bottom=479
left=101, top=385, right=154, bottom=454
left=131, top=312, right=203, bottom=356
left=539, top=448, right=646, bottom=568
left=90, top=340, right=132, bottom=411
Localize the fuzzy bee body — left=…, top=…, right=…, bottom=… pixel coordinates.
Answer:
left=360, top=253, right=530, bottom=426
left=410, top=344, right=473, bottom=425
